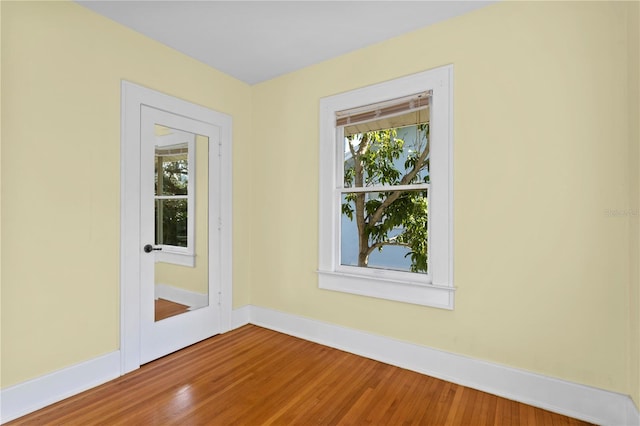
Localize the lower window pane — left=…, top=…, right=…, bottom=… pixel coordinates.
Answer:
left=341, top=190, right=428, bottom=274
left=155, top=199, right=188, bottom=247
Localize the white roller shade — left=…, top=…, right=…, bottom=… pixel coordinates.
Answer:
left=336, top=91, right=431, bottom=136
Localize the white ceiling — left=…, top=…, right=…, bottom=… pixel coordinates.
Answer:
left=77, top=1, right=494, bottom=85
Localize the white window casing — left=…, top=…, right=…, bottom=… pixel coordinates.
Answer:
left=318, top=65, right=454, bottom=309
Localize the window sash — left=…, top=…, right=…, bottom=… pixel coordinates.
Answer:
left=338, top=122, right=430, bottom=190
left=338, top=185, right=430, bottom=277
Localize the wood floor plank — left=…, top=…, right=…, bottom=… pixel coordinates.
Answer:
left=154, top=298, right=189, bottom=321
left=8, top=325, right=595, bottom=426
left=415, top=374, right=446, bottom=425
left=460, top=387, right=478, bottom=425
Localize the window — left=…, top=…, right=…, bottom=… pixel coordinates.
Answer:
left=318, top=65, right=454, bottom=309
left=154, top=127, right=196, bottom=267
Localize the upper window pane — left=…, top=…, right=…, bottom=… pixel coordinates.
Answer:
left=155, top=144, right=189, bottom=196
left=343, top=113, right=430, bottom=188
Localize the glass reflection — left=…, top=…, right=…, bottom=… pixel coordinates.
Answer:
left=153, top=125, right=209, bottom=321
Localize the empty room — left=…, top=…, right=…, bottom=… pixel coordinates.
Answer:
left=1, top=1, right=639, bottom=424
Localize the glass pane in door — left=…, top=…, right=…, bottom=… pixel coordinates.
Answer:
left=152, top=125, right=209, bottom=321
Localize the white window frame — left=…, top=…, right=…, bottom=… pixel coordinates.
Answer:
left=318, top=65, right=454, bottom=309
left=154, top=130, right=196, bottom=267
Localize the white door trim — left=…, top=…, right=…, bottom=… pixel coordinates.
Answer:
left=120, top=81, right=233, bottom=374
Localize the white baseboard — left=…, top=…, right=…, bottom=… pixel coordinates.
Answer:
left=629, top=400, right=640, bottom=426
left=230, top=305, right=251, bottom=331
left=155, top=283, right=208, bottom=310
left=249, top=305, right=640, bottom=426
left=0, top=351, right=120, bottom=424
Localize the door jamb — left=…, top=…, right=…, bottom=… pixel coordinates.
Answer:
left=120, top=81, right=233, bottom=375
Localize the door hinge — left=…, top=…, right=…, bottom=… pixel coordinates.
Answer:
left=217, top=291, right=222, bottom=306
left=218, top=141, right=222, bottom=157
left=218, top=216, right=222, bottom=230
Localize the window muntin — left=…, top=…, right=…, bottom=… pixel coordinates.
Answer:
left=318, top=65, right=454, bottom=309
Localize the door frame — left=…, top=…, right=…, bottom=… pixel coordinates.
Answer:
left=120, top=81, right=233, bottom=374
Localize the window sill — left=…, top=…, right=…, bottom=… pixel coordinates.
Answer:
left=154, top=250, right=195, bottom=267
left=317, top=270, right=454, bottom=310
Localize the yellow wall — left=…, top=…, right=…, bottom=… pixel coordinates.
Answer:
left=155, top=134, right=209, bottom=296
left=251, top=0, right=636, bottom=398
left=629, top=0, right=640, bottom=408
left=0, top=1, right=252, bottom=387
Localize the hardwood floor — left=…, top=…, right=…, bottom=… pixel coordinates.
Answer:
left=155, top=298, right=190, bottom=321
left=9, top=325, right=593, bottom=425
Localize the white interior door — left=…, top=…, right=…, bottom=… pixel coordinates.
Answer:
left=139, top=105, right=222, bottom=364
left=121, top=81, right=233, bottom=373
